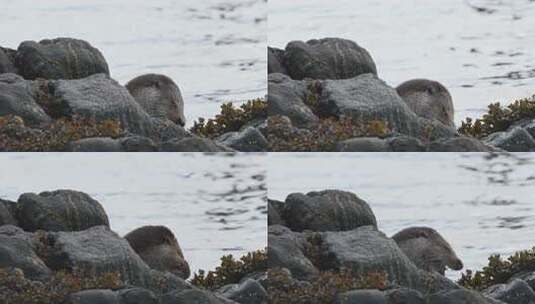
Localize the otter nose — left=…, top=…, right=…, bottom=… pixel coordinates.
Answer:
left=449, top=258, right=463, bottom=271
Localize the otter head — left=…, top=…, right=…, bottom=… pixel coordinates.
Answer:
left=396, top=79, right=454, bottom=128
left=393, top=227, right=463, bottom=276
left=126, top=74, right=186, bottom=126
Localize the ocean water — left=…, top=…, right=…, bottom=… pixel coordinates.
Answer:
left=268, top=153, right=535, bottom=280
left=0, top=153, right=267, bottom=276
left=0, top=0, right=266, bottom=126
left=269, top=0, right=535, bottom=126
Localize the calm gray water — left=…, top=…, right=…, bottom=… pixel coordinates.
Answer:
left=0, top=153, right=267, bottom=276
left=269, top=0, right=535, bottom=126
left=0, top=0, right=266, bottom=126
left=268, top=153, right=535, bottom=280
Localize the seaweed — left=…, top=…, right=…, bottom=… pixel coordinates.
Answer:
left=190, top=249, right=267, bottom=290
left=190, top=99, right=267, bottom=138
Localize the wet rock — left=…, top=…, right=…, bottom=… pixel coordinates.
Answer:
left=17, top=190, right=110, bottom=232
left=336, top=137, right=389, bottom=152
left=217, top=127, right=268, bottom=152
left=0, top=225, right=51, bottom=280
left=335, top=289, right=387, bottom=304
left=267, top=73, right=319, bottom=129
left=385, top=288, right=425, bottom=304
left=512, top=271, right=535, bottom=291
left=117, top=287, right=159, bottom=304
left=396, top=79, right=455, bottom=128
left=15, top=38, right=109, bottom=80
left=0, top=199, right=18, bottom=226
left=161, top=289, right=227, bottom=304
left=66, top=137, right=123, bottom=152
left=284, top=38, right=377, bottom=80
left=524, top=120, right=535, bottom=139
left=429, top=289, right=505, bottom=304
left=120, top=136, right=158, bottom=151
left=386, top=135, right=426, bottom=152
left=283, top=190, right=377, bottom=232
left=160, top=137, right=233, bottom=152
left=484, top=127, right=535, bottom=152
left=126, top=74, right=186, bottom=126
left=218, top=278, right=268, bottom=304
left=0, top=73, right=52, bottom=126
left=317, top=74, right=455, bottom=141
left=268, top=225, right=319, bottom=280
left=64, top=289, right=119, bottom=304
left=0, top=47, right=17, bottom=74
left=484, top=279, right=535, bottom=304
left=268, top=200, right=285, bottom=226
left=268, top=47, right=287, bottom=75
left=429, top=136, right=495, bottom=152
left=33, top=74, right=156, bottom=137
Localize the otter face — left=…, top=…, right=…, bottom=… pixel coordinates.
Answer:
left=396, top=79, right=454, bottom=128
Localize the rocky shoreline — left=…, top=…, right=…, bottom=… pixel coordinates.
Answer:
left=0, top=190, right=267, bottom=304
left=268, top=189, right=535, bottom=303
left=268, top=37, right=535, bottom=152
left=0, top=38, right=268, bottom=152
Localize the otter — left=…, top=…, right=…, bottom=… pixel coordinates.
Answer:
left=126, top=74, right=186, bottom=126
left=392, top=227, right=463, bottom=275
left=396, top=79, right=455, bottom=128
left=124, top=225, right=190, bottom=279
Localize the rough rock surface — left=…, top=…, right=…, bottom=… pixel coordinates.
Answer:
left=283, top=190, right=377, bottom=232
left=484, top=279, right=535, bottom=304
left=15, top=38, right=109, bottom=80
left=335, top=289, right=387, bottom=304
left=160, top=137, right=233, bottom=152
left=0, top=47, right=17, bottom=74
left=0, top=199, right=18, bottom=226
left=268, top=47, right=287, bottom=75
left=284, top=38, right=377, bottom=80
left=217, top=127, right=268, bottom=152
left=218, top=278, right=268, bottom=304
left=484, top=127, right=535, bottom=152
left=17, top=190, right=110, bottom=232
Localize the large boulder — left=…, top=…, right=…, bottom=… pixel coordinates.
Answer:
left=0, top=225, right=51, bottom=280
left=268, top=225, right=319, bottom=281
left=17, top=190, right=110, bottom=232
left=0, top=73, right=52, bottom=126
left=484, top=127, right=535, bottom=152
left=316, top=74, right=455, bottom=141
left=283, top=190, right=377, bottom=232
left=15, top=38, right=109, bottom=80
left=32, top=74, right=156, bottom=137
left=267, top=73, right=319, bottom=129
left=284, top=38, right=377, bottom=80
left=483, top=279, right=535, bottom=304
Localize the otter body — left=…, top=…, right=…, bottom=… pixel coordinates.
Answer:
left=126, top=74, right=186, bottom=126
left=124, top=225, right=190, bottom=279
left=396, top=79, right=454, bottom=128
left=392, top=227, right=463, bottom=275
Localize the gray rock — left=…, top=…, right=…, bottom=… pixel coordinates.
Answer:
left=267, top=73, right=319, bottom=129
left=117, top=288, right=159, bottom=304
left=0, top=47, right=17, bottom=74
left=524, top=121, right=535, bottom=139
left=160, top=137, right=233, bottom=152
left=15, top=38, right=109, bottom=80
left=429, top=136, right=495, bottom=152
left=66, top=137, right=123, bottom=152
left=0, top=225, right=51, bottom=280
left=218, top=278, right=268, bottom=304
left=268, top=47, right=287, bottom=75
left=284, top=38, right=377, bottom=80
left=161, top=289, right=226, bottom=304
left=484, top=127, right=535, bottom=152
left=319, top=226, right=455, bottom=293
left=17, top=189, right=110, bottom=232
left=283, top=190, right=377, bottom=232
left=335, top=289, right=387, bottom=304
left=429, top=289, right=506, bottom=304
left=385, top=288, right=425, bottom=304
left=268, top=200, right=285, bottom=226
left=64, top=289, right=119, bottom=304
left=268, top=225, right=319, bottom=281
left=45, top=226, right=190, bottom=292
left=34, top=74, right=156, bottom=137
left=317, top=74, right=455, bottom=141
left=119, top=136, right=158, bottom=152
left=0, top=73, right=52, bottom=126
left=336, top=137, right=389, bottom=152
left=217, top=127, right=268, bottom=152
left=386, top=136, right=426, bottom=152
left=484, top=279, right=535, bottom=304
left=512, top=271, right=535, bottom=292
left=0, top=199, right=18, bottom=226
left=150, top=117, right=190, bottom=142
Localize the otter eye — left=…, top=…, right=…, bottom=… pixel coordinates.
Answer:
left=426, top=87, right=435, bottom=95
